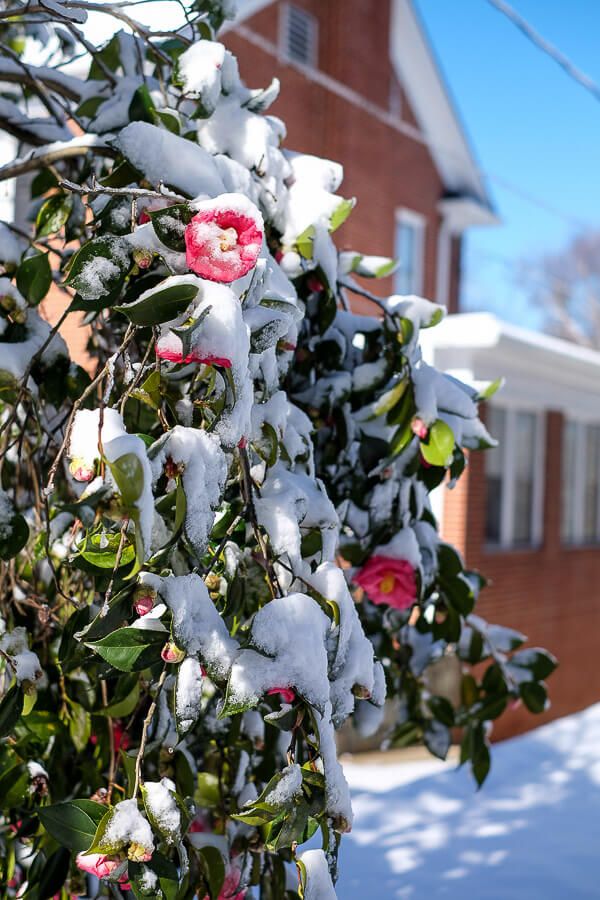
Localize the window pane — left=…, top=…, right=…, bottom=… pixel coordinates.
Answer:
left=485, top=406, right=506, bottom=543
left=394, top=220, right=420, bottom=295
left=512, top=412, right=536, bottom=544
left=584, top=425, right=600, bottom=541
left=561, top=421, right=578, bottom=543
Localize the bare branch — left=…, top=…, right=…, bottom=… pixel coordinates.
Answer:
left=0, top=136, right=117, bottom=182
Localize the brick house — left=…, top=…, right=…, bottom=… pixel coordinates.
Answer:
left=422, top=315, right=600, bottom=739
left=225, top=0, right=497, bottom=314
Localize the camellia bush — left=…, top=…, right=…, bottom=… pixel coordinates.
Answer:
left=0, top=1, right=557, bottom=897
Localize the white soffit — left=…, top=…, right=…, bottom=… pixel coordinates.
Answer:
left=421, top=313, right=600, bottom=419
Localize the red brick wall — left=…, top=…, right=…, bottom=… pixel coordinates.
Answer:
left=444, top=408, right=600, bottom=739
left=225, top=0, right=462, bottom=313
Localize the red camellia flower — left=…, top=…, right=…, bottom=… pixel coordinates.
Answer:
left=267, top=686, right=296, bottom=704
left=76, top=853, right=129, bottom=886
left=354, top=555, right=417, bottom=610
left=184, top=194, right=263, bottom=283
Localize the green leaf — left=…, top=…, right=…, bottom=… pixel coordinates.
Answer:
left=31, top=167, right=58, bottom=198
left=101, top=677, right=140, bottom=718
left=149, top=203, right=193, bottom=252
left=0, top=511, right=29, bottom=561
left=520, top=680, right=548, bottom=714
left=78, top=530, right=135, bottom=570
left=86, top=627, right=165, bottom=672
left=129, top=84, right=157, bottom=124
left=195, top=772, right=221, bottom=809
left=66, top=235, right=130, bottom=305
left=198, top=845, right=225, bottom=900
left=30, top=846, right=71, bottom=899
left=107, top=452, right=146, bottom=507
left=389, top=422, right=413, bottom=458
left=0, top=683, right=24, bottom=737
left=39, top=800, right=107, bottom=852
left=16, top=252, right=52, bottom=305
left=373, top=379, right=407, bottom=416
left=36, top=192, right=72, bottom=237
left=329, top=197, right=355, bottom=232
left=511, top=648, right=558, bottom=681
left=478, top=377, right=504, bottom=401
left=129, top=853, right=179, bottom=900
left=295, top=225, right=315, bottom=260
left=115, top=282, right=198, bottom=326
left=427, top=695, right=455, bottom=727
left=420, top=419, right=455, bottom=467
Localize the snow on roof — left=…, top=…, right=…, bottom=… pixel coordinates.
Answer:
left=390, top=0, right=496, bottom=226
left=421, top=312, right=600, bottom=420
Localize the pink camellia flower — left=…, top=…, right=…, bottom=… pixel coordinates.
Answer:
left=161, top=641, right=186, bottom=663
left=354, top=555, right=417, bottom=610
left=411, top=417, right=428, bottom=440
left=155, top=344, right=232, bottom=368
left=75, top=852, right=128, bottom=884
left=69, top=457, right=95, bottom=483
left=267, top=686, right=296, bottom=704
left=202, top=863, right=246, bottom=900
left=184, top=194, right=263, bottom=283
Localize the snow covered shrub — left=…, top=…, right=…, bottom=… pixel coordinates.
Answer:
left=0, top=1, right=556, bottom=896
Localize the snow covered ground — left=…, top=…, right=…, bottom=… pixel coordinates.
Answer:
left=337, top=704, right=600, bottom=898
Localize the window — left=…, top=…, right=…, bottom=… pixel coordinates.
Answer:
left=281, top=4, right=318, bottom=67
left=394, top=210, right=425, bottom=295
left=561, top=420, right=600, bottom=544
left=484, top=406, right=544, bottom=548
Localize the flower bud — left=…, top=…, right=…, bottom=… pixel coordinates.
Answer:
left=161, top=641, right=185, bottom=664
left=69, top=457, right=95, bottom=483
left=133, top=586, right=156, bottom=617
left=204, top=573, right=221, bottom=592
left=411, top=417, right=428, bottom=440
left=132, top=248, right=153, bottom=270
left=127, top=841, right=153, bottom=863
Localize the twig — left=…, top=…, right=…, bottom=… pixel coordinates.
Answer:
left=132, top=665, right=168, bottom=797
left=238, top=447, right=281, bottom=598
left=0, top=136, right=116, bottom=183
left=60, top=177, right=186, bottom=204
left=45, top=324, right=137, bottom=495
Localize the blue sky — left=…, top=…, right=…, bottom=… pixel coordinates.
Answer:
left=414, top=0, right=600, bottom=329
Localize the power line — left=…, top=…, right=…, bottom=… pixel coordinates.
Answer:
left=488, top=0, right=600, bottom=105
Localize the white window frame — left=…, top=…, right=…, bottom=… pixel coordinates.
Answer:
left=393, top=208, right=425, bottom=296
left=435, top=220, right=451, bottom=308
left=279, top=3, right=318, bottom=69
left=485, top=405, right=545, bottom=549
left=562, top=420, right=600, bottom=545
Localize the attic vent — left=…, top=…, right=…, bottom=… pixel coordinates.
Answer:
left=282, top=5, right=318, bottom=67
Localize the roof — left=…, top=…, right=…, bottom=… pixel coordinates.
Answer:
left=390, top=0, right=496, bottom=225
left=230, top=0, right=497, bottom=228
left=420, top=313, right=600, bottom=421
